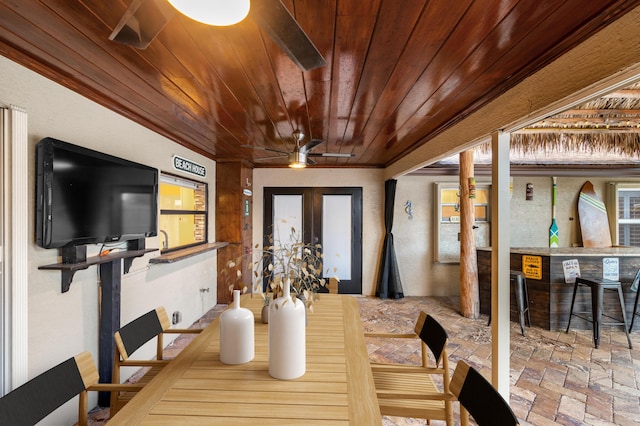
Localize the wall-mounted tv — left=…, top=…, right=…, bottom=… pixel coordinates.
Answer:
left=35, top=137, right=158, bottom=249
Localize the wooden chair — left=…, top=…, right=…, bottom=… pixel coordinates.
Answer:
left=450, top=360, right=519, bottom=426
left=0, top=352, right=141, bottom=426
left=365, top=311, right=454, bottom=425
left=328, top=277, right=339, bottom=294
left=110, top=306, right=202, bottom=415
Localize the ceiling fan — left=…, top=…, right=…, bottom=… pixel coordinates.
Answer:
left=242, top=130, right=355, bottom=168
left=109, top=0, right=326, bottom=72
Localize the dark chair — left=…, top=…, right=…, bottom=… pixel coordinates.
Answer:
left=488, top=270, right=531, bottom=336
left=629, top=268, right=640, bottom=333
left=565, top=276, right=632, bottom=349
left=365, top=311, right=453, bottom=425
left=110, top=306, right=202, bottom=415
left=0, top=352, right=141, bottom=426
left=450, top=360, right=519, bottom=426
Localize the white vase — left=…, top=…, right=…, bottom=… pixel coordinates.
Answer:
left=219, top=290, right=254, bottom=364
left=268, top=280, right=306, bottom=379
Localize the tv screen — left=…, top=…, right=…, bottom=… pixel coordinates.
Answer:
left=35, top=137, right=158, bottom=248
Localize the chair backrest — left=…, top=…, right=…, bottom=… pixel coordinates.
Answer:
left=115, top=307, right=171, bottom=360
left=631, top=267, right=640, bottom=292
left=328, top=277, right=339, bottom=294
left=0, top=352, right=98, bottom=426
left=450, top=360, right=519, bottom=426
left=414, top=311, right=448, bottom=366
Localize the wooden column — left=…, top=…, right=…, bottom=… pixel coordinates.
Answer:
left=216, top=160, right=253, bottom=304
left=459, top=150, right=479, bottom=318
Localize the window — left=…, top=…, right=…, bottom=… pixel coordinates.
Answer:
left=435, top=183, right=491, bottom=263
left=611, top=183, right=640, bottom=246
left=159, top=173, right=208, bottom=252
left=439, top=187, right=490, bottom=223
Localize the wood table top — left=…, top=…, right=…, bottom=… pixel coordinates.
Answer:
left=107, top=293, right=381, bottom=425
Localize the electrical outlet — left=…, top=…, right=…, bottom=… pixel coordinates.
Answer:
left=172, top=311, right=182, bottom=325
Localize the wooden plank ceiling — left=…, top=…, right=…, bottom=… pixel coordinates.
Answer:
left=0, top=0, right=639, bottom=168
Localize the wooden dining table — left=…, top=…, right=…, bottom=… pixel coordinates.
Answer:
left=107, top=293, right=381, bottom=425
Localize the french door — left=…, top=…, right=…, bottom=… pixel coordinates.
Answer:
left=263, top=187, right=362, bottom=294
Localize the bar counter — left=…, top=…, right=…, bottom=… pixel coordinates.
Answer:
left=477, top=246, right=640, bottom=331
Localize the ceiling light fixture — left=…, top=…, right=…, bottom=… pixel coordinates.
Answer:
left=168, top=0, right=250, bottom=26
left=288, top=150, right=307, bottom=169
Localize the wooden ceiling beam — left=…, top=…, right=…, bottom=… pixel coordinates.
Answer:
left=536, top=118, right=640, bottom=124
left=558, top=109, right=640, bottom=115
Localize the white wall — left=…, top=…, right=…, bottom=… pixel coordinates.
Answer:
left=0, top=56, right=217, bottom=424
left=252, top=168, right=385, bottom=296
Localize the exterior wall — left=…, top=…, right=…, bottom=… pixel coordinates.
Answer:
left=0, top=56, right=217, bottom=424
left=252, top=168, right=385, bottom=297
left=394, top=174, right=640, bottom=296
left=508, top=176, right=640, bottom=248
left=393, top=175, right=460, bottom=296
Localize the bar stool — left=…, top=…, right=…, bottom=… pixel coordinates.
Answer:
left=565, top=277, right=632, bottom=349
left=487, top=270, right=531, bottom=336
left=631, top=290, right=640, bottom=333
left=628, top=268, right=640, bottom=333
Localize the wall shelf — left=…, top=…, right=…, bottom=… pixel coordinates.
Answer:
left=39, top=244, right=158, bottom=406
left=149, top=242, right=229, bottom=264
left=39, top=248, right=157, bottom=293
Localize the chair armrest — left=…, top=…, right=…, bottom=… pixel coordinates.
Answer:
left=371, top=364, right=446, bottom=375
left=119, top=359, right=171, bottom=367
left=460, top=406, right=470, bottom=426
left=376, top=390, right=456, bottom=401
left=364, top=332, right=417, bottom=339
left=163, top=328, right=202, bottom=334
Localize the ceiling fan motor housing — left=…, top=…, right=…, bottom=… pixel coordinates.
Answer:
left=289, top=149, right=307, bottom=168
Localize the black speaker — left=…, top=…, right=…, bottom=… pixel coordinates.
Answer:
left=61, top=245, right=87, bottom=263
left=127, top=238, right=146, bottom=251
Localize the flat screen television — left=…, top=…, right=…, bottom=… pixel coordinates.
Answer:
left=35, top=137, right=158, bottom=249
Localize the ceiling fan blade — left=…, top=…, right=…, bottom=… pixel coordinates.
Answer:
left=250, top=0, right=326, bottom=72
left=300, top=138, right=324, bottom=153
left=308, top=152, right=356, bottom=158
left=109, top=0, right=175, bottom=49
left=254, top=155, right=288, bottom=161
left=306, top=157, right=316, bottom=165
left=241, top=144, right=289, bottom=155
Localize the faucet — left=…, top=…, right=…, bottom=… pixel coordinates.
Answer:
left=159, top=230, right=168, bottom=249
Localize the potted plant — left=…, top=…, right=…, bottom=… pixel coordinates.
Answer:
left=250, top=226, right=338, bottom=320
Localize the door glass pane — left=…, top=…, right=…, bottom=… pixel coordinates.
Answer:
left=272, top=195, right=303, bottom=276
left=322, top=195, right=351, bottom=280
left=273, top=195, right=303, bottom=243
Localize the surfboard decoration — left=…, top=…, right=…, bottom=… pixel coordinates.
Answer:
left=578, top=181, right=612, bottom=248
left=549, top=177, right=559, bottom=248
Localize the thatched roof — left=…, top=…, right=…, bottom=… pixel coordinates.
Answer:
left=470, top=82, right=640, bottom=164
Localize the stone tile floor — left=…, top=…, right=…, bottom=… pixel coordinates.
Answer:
left=88, top=296, right=640, bottom=425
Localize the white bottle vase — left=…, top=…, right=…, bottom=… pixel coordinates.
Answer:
left=268, top=280, right=306, bottom=379
left=219, top=290, right=254, bottom=364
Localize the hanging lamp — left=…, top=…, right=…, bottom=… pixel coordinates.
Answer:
left=168, top=0, right=250, bottom=26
